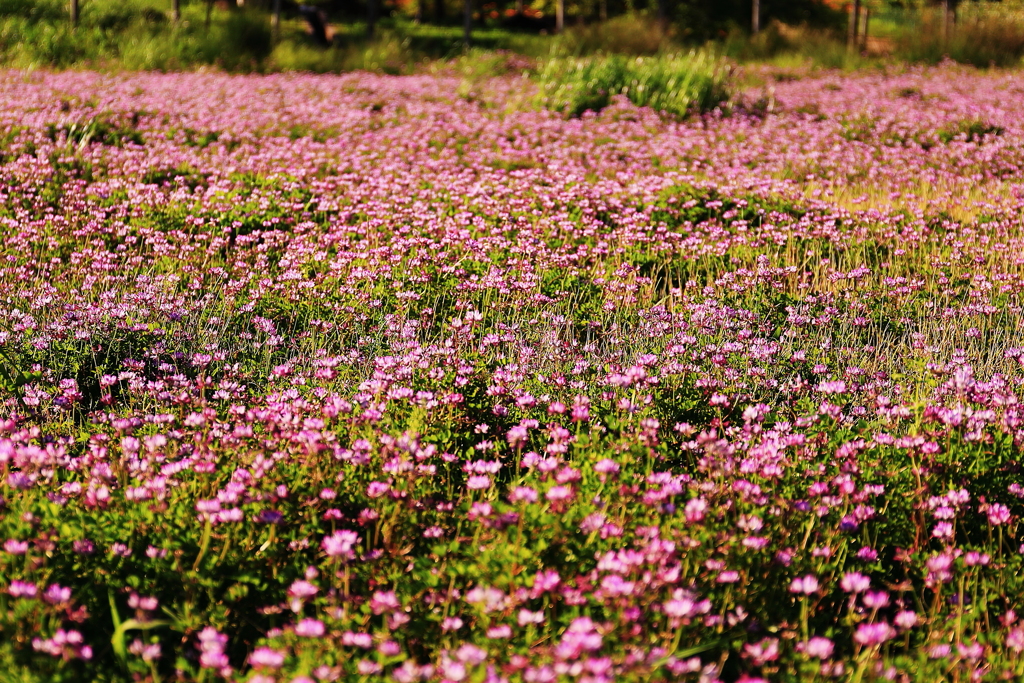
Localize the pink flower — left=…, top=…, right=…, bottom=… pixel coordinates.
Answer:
left=486, top=624, right=512, bottom=639
left=295, top=619, right=325, bottom=638
left=197, top=628, right=229, bottom=671
left=366, top=481, right=390, bottom=498
left=840, top=572, right=870, bottom=593
left=510, top=487, right=538, bottom=503
left=358, top=660, right=382, bottom=675
left=369, top=590, right=400, bottom=614
left=802, top=637, right=834, bottom=659
left=455, top=644, right=488, bottom=665
left=341, top=631, right=373, bottom=648
left=8, top=581, right=37, bottom=598
left=965, top=551, right=990, bottom=566
left=684, top=497, right=707, bottom=523
left=545, top=485, right=573, bottom=502
left=466, top=475, right=491, bottom=490
left=789, top=574, right=819, bottom=595
left=854, top=622, right=895, bottom=646
left=321, top=529, right=359, bottom=559
left=894, top=611, right=918, bottom=630
left=743, top=638, right=779, bottom=666
left=466, top=585, right=506, bottom=612
left=441, top=617, right=464, bottom=632
left=287, top=580, right=318, bottom=599
left=717, top=570, right=740, bottom=584
left=957, top=641, right=984, bottom=660
left=1007, top=626, right=1024, bottom=652
left=249, top=647, right=285, bottom=669
left=862, top=591, right=889, bottom=609
left=988, top=504, right=1011, bottom=526
left=3, top=539, right=28, bottom=554
left=518, top=609, right=545, bottom=626
left=43, top=584, right=71, bottom=605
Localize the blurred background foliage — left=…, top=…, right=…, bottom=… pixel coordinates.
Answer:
left=0, top=0, right=1022, bottom=74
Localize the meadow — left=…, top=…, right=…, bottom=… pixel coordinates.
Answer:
left=2, top=60, right=1024, bottom=682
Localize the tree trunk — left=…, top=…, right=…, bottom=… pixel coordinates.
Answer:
left=463, top=0, right=471, bottom=47
left=70, top=0, right=78, bottom=25
left=657, top=0, right=667, bottom=28
left=847, top=0, right=860, bottom=50
left=368, top=0, right=377, bottom=37
left=556, top=0, right=564, bottom=32
left=751, top=0, right=759, bottom=35
left=599, top=0, right=606, bottom=21
left=172, top=0, right=180, bottom=22
left=272, top=0, right=281, bottom=38
left=942, top=0, right=957, bottom=43
left=860, top=6, right=869, bottom=51
left=435, top=0, right=444, bottom=22
left=206, top=0, right=214, bottom=29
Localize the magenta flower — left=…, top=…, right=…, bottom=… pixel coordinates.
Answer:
left=3, top=539, right=28, bottom=554
left=894, top=610, right=918, bottom=630
left=862, top=590, right=890, bottom=609
left=840, top=572, right=870, bottom=593
left=441, top=617, right=464, bottom=632
left=854, top=622, right=896, bottom=646
left=197, top=627, right=229, bottom=671
left=369, top=590, right=400, bottom=614
left=321, top=529, right=359, bottom=559
left=1007, top=627, right=1024, bottom=653
left=249, top=647, right=285, bottom=669
left=8, top=581, right=37, bottom=599
left=802, top=637, right=834, bottom=659
left=517, top=610, right=543, bottom=627
left=545, top=485, right=573, bottom=502
left=789, top=574, right=819, bottom=595
left=684, top=497, right=707, bottom=523
left=743, top=638, right=779, bottom=666
left=466, top=475, right=491, bottom=490
left=716, top=570, right=740, bottom=584
left=366, top=481, right=390, bottom=498
left=287, top=580, right=318, bottom=599
left=295, top=619, right=325, bottom=638
left=988, top=503, right=1011, bottom=526
left=43, top=584, right=71, bottom=605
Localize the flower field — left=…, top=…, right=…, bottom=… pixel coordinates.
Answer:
left=2, top=64, right=1024, bottom=682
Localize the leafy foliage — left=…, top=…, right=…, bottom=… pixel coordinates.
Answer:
left=536, top=51, right=729, bottom=118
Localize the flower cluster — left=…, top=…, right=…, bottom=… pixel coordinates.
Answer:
left=0, top=64, right=1024, bottom=681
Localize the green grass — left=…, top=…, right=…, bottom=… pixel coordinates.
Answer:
left=535, top=50, right=728, bottom=118
left=0, top=1, right=275, bottom=71
left=4, top=0, right=1024, bottom=75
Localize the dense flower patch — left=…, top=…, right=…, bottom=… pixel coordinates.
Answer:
left=2, top=64, right=1024, bottom=681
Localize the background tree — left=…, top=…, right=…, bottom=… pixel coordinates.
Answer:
left=942, top=0, right=959, bottom=43
left=675, top=0, right=842, bottom=41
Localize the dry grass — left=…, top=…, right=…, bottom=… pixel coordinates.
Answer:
left=799, top=178, right=1022, bottom=224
